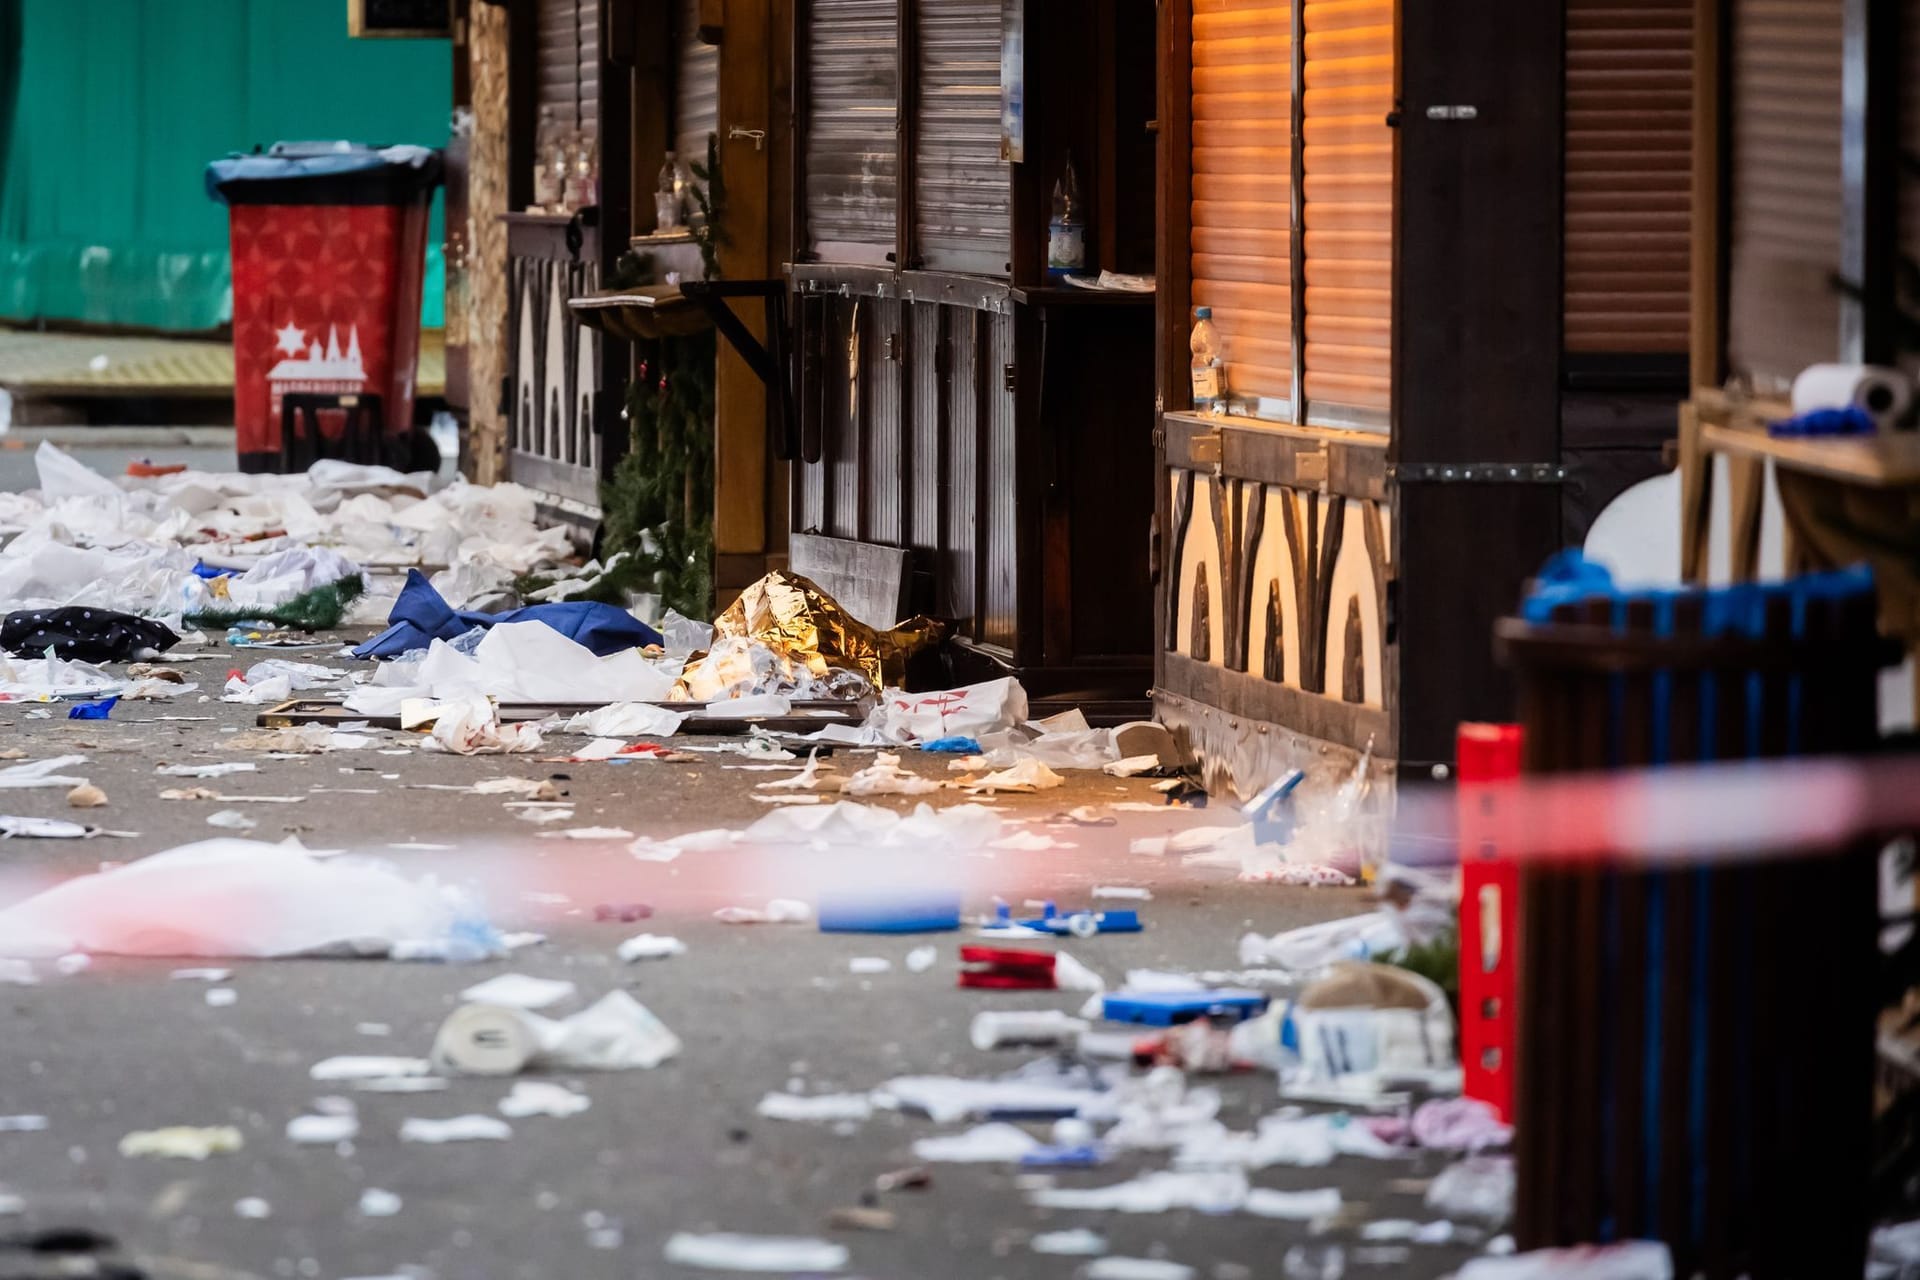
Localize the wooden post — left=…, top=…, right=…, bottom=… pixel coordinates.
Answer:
left=1688, top=0, right=1727, bottom=393
left=713, top=0, right=776, bottom=589
left=466, top=0, right=514, bottom=484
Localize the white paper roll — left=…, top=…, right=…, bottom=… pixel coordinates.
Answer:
left=1790, top=363, right=1915, bottom=428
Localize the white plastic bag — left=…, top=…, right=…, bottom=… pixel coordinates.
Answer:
left=0, top=838, right=495, bottom=960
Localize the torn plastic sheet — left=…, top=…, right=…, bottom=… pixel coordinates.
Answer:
left=424, top=695, right=544, bottom=755
left=0, top=649, right=121, bottom=701
left=663, top=1233, right=849, bottom=1274
left=0, top=816, right=130, bottom=839
left=744, top=800, right=1004, bottom=851
left=0, top=755, right=90, bottom=790
left=156, top=762, right=256, bottom=779
left=1030, top=1169, right=1252, bottom=1215
left=1426, top=1155, right=1515, bottom=1223
left=401, top=622, right=678, bottom=704
left=843, top=752, right=944, bottom=796
left=1170, top=1111, right=1398, bottom=1170
left=0, top=837, right=499, bottom=960
left=562, top=702, right=685, bottom=738
left=962, top=759, right=1065, bottom=794
left=756, top=1092, right=874, bottom=1124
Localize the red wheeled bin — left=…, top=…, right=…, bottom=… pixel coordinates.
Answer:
left=206, top=143, right=443, bottom=474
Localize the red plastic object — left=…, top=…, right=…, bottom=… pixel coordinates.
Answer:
left=957, top=945, right=1058, bottom=990
left=1457, top=722, right=1523, bottom=1122
left=224, top=200, right=431, bottom=472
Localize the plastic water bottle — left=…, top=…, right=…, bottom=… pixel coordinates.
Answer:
left=1190, top=306, right=1226, bottom=414
left=1047, top=152, right=1086, bottom=278
left=655, top=151, right=683, bottom=232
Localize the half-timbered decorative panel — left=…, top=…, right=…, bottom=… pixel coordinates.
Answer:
left=507, top=244, right=603, bottom=511
left=1158, top=414, right=1393, bottom=767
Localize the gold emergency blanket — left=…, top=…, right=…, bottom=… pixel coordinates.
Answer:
left=710, top=570, right=942, bottom=689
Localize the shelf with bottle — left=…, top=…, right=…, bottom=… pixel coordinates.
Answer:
left=527, top=103, right=600, bottom=217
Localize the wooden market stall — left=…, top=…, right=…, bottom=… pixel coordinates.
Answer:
left=1154, top=0, right=1701, bottom=785
left=777, top=0, right=1161, bottom=701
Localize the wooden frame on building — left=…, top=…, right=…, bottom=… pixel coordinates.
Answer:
left=348, top=0, right=453, bottom=39
left=770, top=1, right=1160, bottom=698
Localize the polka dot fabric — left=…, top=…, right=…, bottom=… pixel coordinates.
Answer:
left=1, top=609, right=181, bottom=663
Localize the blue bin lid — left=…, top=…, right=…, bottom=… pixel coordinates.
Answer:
left=206, top=142, right=443, bottom=206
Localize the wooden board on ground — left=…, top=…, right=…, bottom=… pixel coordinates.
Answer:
left=786, top=533, right=911, bottom=629
left=258, top=698, right=870, bottom=736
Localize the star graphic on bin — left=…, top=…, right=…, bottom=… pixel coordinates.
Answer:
left=273, top=321, right=307, bottom=357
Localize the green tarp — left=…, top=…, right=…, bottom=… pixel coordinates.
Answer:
left=0, top=0, right=450, bottom=332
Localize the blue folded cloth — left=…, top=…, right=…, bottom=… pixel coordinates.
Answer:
left=352, top=569, right=663, bottom=659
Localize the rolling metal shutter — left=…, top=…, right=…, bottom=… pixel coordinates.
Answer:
left=1190, top=0, right=1295, bottom=413
left=1725, top=0, right=1844, bottom=391
left=1563, top=0, right=1693, bottom=355
left=1300, top=0, right=1392, bottom=422
left=805, top=0, right=900, bottom=255
left=537, top=0, right=599, bottom=151
left=675, top=0, right=719, bottom=176
left=913, top=0, right=1009, bottom=273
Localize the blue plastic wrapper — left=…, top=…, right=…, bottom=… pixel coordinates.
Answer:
left=921, top=736, right=983, bottom=754
left=67, top=696, right=119, bottom=720
left=354, top=569, right=663, bottom=659
left=1769, top=405, right=1876, bottom=438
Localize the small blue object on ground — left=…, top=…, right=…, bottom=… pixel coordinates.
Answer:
left=920, top=736, right=982, bottom=754
left=68, top=696, right=119, bottom=720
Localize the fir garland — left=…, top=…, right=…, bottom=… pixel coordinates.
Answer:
left=597, top=133, right=726, bottom=619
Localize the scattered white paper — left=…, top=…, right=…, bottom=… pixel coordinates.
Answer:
left=714, top=898, right=812, bottom=925
left=912, top=1122, right=1040, bottom=1163
left=662, top=1233, right=848, bottom=1273
left=755, top=1092, right=874, bottom=1124
left=310, top=1056, right=434, bottom=1082
left=616, top=933, right=686, bottom=962
left=459, top=973, right=578, bottom=1011
left=499, top=1081, right=590, bottom=1119
left=400, top=1114, right=512, bottom=1144
left=1031, top=1228, right=1108, bottom=1256
left=286, top=1114, right=359, bottom=1145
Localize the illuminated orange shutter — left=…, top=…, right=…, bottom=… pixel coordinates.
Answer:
left=1725, top=0, right=1844, bottom=391
left=1191, top=0, right=1295, bottom=414
left=1563, top=0, right=1693, bottom=355
left=1301, top=0, right=1392, bottom=420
